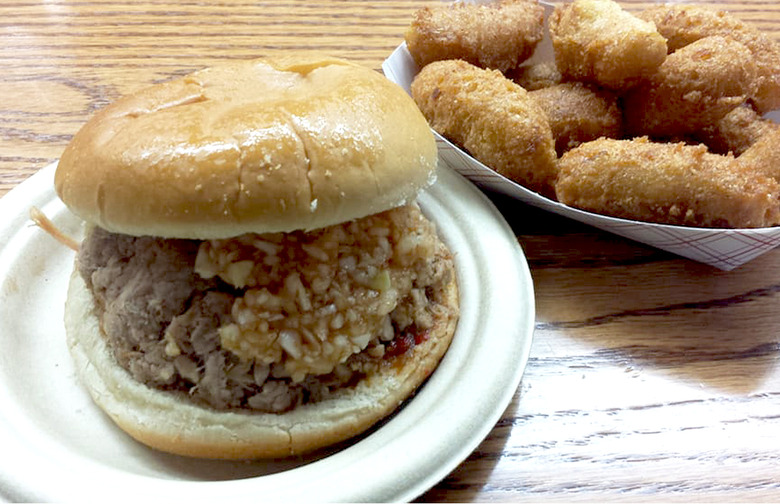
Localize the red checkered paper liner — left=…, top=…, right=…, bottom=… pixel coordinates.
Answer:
left=382, top=4, right=780, bottom=271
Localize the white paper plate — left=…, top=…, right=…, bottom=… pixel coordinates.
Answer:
left=0, top=162, right=534, bottom=503
left=383, top=0, right=780, bottom=271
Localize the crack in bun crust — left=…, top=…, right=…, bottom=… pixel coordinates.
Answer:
left=54, top=55, right=438, bottom=239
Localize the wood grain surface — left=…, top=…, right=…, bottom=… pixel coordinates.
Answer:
left=2, top=0, right=780, bottom=501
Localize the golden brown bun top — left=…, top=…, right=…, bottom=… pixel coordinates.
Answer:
left=55, top=54, right=438, bottom=238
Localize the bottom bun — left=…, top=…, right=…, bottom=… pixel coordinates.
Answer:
left=65, top=267, right=459, bottom=459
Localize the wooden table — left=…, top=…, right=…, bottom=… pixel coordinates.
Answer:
left=2, top=0, right=780, bottom=501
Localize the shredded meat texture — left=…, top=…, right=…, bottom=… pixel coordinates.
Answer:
left=78, top=230, right=214, bottom=386
left=77, top=204, right=456, bottom=413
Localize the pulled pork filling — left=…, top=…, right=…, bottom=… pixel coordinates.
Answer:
left=78, top=203, right=456, bottom=413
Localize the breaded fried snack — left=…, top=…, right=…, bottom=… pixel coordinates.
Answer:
left=548, top=0, right=667, bottom=90
left=529, top=82, right=623, bottom=155
left=696, top=104, right=779, bottom=156
left=623, top=36, right=757, bottom=138
left=411, top=59, right=557, bottom=195
left=555, top=137, right=780, bottom=228
left=507, top=61, right=563, bottom=91
left=405, top=0, right=545, bottom=73
left=736, top=127, right=780, bottom=183
left=639, top=4, right=780, bottom=113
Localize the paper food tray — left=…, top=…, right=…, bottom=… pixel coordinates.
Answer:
left=381, top=1, right=780, bottom=271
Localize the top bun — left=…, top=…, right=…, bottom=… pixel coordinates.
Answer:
left=55, top=54, right=438, bottom=239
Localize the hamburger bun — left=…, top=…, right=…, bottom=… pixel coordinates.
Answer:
left=57, top=54, right=459, bottom=459
left=55, top=54, right=438, bottom=239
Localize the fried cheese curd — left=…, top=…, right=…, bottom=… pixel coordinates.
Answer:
left=528, top=82, right=623, bottom=156
left=194, top=203, right=455, bottom=385
left=555, top=137, right=780, bottom=228
left=695, top=104, right=779, bottom=156
left=405, top=0, right=545, bottom=73
left=411, top=59, right=557, bottom=196
left=735, top=128, right=780, bottom=184
left=507, top=61, right=563, bottom=91
left=548, top=0, right=667, bottom=91
left=623, top=36, right=757, bottom=138
left=639, top=4, right=780, bottom=114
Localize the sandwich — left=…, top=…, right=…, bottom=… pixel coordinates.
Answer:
left=54, top=53, right=460, bottom=459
